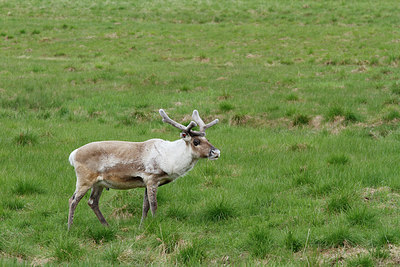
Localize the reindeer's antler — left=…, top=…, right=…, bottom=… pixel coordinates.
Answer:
left=192, top=110, right=219, bottom=133
left=159, top=109, right=204, bottom=136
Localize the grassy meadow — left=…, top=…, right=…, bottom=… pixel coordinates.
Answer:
left=2, top=0, right=400, bottom=265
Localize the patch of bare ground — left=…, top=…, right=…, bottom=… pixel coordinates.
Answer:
left=357, top=119, right=400, bottom=139
left=229, top=113, right=291, bottom=128
left=327, top=116, right=346, bottom=134
left=307, top=114, right=346, bottom=133
left=355, top=120, right=385, bottom=129
left=230, top=114, right=251, bottom=126
left=311, top=115, right=324, bottom=130
left=118, top=247, right=135, bottom=263
left=155, top=113, right=394, bottom=132
left=210, top=255, right=231, bottom=265
left=158, top=238, right=186, bottom=258
left=263, top=117, right=291, bottom=128
left=351, top=65, right=368, bottom=73
left=363, top=186, right=391, bottom=198
left=362, top=187, right=400, bottom=209
left=318, top=242, right=369, bottom=265
left=388, top=245, right=400, bottom=265
left=288, top=143, right=310, bottom=152
left=300, top=114, right=353, bottom=133
left=31, top=256, right=54, bottom=266
left=246, top=53, right=261, bottom=59
left=110, top=204, right=133, bottom=220
left=193, top=56, right=210, bottom=63
left=317, top=244, right=400, bottom=266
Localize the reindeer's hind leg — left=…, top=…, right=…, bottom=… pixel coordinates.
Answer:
left=146, top=182, right=158, bottom=216
left=88, top=185, right=109, bottom=226
left=68, top=183, right=91, bottom=230
left=68, top=166, right=97, bottom=230
left=140, top=188, right=150, bottom=227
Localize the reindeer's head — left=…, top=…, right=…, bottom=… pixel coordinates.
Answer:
left=159, top=109, right=220, bottom=160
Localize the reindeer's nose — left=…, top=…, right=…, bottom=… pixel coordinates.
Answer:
left=209, top=148, right=220, bottom=160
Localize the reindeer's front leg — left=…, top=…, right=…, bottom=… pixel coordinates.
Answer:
left=139, top=183, right=158, bottom=227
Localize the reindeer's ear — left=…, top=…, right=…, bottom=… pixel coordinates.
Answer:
left=180, top=132, right=191, bottom=141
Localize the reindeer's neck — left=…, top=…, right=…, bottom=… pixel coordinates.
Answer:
left=155, top=139, right=199, bottom=178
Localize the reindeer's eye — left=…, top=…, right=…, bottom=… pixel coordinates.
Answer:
left=193, top=139, right=200, bottom=146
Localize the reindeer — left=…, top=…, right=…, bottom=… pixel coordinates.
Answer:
left=68, top=109, right=220, bottom=229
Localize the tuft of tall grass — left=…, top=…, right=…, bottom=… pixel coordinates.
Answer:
left=176, top=241, right=205, bottom=264
left=156, top=226, right=181, bottom=254
left=203, top=199, right=235, bottom=222
left=219, top=90, right=231, bottom=100
left=346, top=207, right=377, bottom=227
left=307, top=181, right=335, bottom=197
left=371, top=247, right=390, bottom=260
left=103, top=244, right=122, bottom=264
left=86, top=226, right=117, bottom=244
left=344, top=111, right=361, bottom=123
left=0, top=236, right=5, bottom=252
left=383, top=109, right=400, bottom=121
left=289, top=143, right=310, bottom=152
left=7, top=240, right=29, bottom=259
left=293, top=172, right=314, bottom=186
left=14, top=130, right=38, bottom=146
left=326, top=194, right=352, bottom=213
left=316, top=226, right=359, bottom=248
left=327, top=106, right=345, bottom=121
left=327, top=154, right=350, bottom=165
left=284, top=231, right=303, bottom=252
left=53, top=237, right=83, bottom=262
left=346, top=254, right=375, bottom=267
left=166, top=206, right=189, bottom=221
left=3, top=199, right=25, bottom=211
left=391, top=83, right=400, bottom=95
left=292, top=114, right=310, bottom=126
left=231, top=113, right=247, bottom=126
left=245, top=227, right=273, bottom=258
left=286, top=93, right=299, bottom=101
left=57, top=107, right=69, bottom=117
left=179, top=85, right=190, bottom=92
left=12, top=180, right=44, bottom=195
left=373, top=228, right=400, bottom=247
left=326, top=107, right=361, bottom=123
left=219, top=101, right=234, bottom=112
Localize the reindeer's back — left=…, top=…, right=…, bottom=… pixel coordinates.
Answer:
left=69, top=140, right=160, bottom=172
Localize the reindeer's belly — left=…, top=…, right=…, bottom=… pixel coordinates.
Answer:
left=97, top=175, right=145, bottom=189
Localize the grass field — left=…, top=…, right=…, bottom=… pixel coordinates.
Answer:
left=1, top=0, right=400, bottom=265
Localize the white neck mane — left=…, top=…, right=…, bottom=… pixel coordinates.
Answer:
left=149, top=139, right=199, bottom=178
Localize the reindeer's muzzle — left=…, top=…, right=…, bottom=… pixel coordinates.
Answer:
left=208, top=148, right=220, bottom=160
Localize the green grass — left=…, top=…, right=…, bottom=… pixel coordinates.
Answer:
left=202, top=199, right=236, bottom=222
left=2, top=0, right=400, bottom=265
left=12, top=180, right=45, bottom=195
left=246, top=227, right=274, bottom=258
left=293, top=114, right=311, bottom=126
left=176, top=240, right=206, bottom=265
left=14, top=130, right=38, bottom=146
left=347, top=255, right=375, bottom=267
left=53, top=236, right=84, bottom=262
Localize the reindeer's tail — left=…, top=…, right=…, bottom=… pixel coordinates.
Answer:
left=69, top=149, right=78, bottom=167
